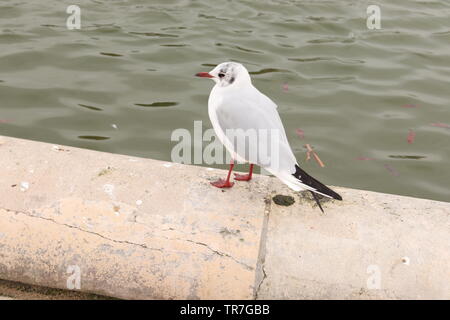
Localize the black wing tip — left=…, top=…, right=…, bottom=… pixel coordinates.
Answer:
left=293, top=164, right=343, bottom=201
left=333, top=193, right=343, bottom=201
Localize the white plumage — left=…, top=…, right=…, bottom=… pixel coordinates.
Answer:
left=197, top=62, right=342, bottom=202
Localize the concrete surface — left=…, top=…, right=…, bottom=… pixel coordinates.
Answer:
left=0, top=279, right=114, bottom=300
left=0, top=135, right=449, bottom=299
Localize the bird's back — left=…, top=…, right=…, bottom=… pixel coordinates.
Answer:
left=208, top=84, right=297, bottom=169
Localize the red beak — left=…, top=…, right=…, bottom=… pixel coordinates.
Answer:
left=195, top=72, right=214, bottom=78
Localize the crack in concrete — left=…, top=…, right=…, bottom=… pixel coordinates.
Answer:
left=132, top=221, right=254, bottom=270
left=253, top=194, right=272, bottom=299
left=2, top=208, right=164, bottom=252
left=182, top=238, right=253, bottom=271
left=255, top=264, right=267, bottom=300
left=2, top=208, right=253, bottom=270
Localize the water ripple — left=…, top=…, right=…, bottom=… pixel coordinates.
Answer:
left=78, top=135, right=110, bottom=141
left=134, top=102, right=179, bottom=108
left=0, top=0, right=449, bottom=202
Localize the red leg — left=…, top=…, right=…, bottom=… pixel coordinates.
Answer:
left=234, top=164, right=254, bottom=181
left=211, top=162, right=235, bottom=188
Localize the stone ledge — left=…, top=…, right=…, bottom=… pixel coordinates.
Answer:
left=0, top=135, right=448, bottom=299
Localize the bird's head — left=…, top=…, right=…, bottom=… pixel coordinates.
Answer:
left=196, top=62, right=251, bottom=87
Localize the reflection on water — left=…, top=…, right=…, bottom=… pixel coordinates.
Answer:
left=249, top=68, right=289, bottom=75
left=389, top=155, right=426, bottom=160
left=78, top=135, right=110, bottom=141
left=0, top=0, right=449, bottom=202
left=78, top=104, right=103, bottom=111
left=134, top=102, right=178, bottom=107
left=129, top=32, right=178, bottom=38
left=100, top=52, right=123, bottom=57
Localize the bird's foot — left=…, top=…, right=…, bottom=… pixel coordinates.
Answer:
left=210, top=179, right=235, bottom=188
left=234, top=173, right=252, bottom=181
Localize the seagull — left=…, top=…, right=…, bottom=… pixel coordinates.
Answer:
left=196, top=62, right=342, bottom=211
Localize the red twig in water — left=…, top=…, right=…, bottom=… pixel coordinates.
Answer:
left=305, top=145, right=311, bottom=161
left=407, top=129, right=416, bottom=144
left=305, top=144, right=325, bottom=167
left=431, top=122, right=450, bottom=128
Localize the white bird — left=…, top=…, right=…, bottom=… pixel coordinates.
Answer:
left=196, top=62, right=342, bottom=211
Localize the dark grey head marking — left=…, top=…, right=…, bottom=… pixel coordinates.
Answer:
left=211, top=62, right=251, bottom=87
left=217, top=63, right=236, bottom=87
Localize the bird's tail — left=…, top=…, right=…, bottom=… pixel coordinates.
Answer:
left=292, top=164, right=342, bottom=200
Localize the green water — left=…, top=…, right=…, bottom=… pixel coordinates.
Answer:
left=0, top=0, right=449, bottom=202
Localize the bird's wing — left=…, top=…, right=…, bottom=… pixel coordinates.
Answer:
left=213, top=86, right=297, bottom=171
left=212, top=86, right=341, bottom=200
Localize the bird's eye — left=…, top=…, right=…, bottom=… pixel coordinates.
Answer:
left=218, top=73, right=225, bottom=78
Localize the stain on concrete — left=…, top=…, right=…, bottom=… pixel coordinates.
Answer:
left=219, top=227, right=241, bottom=238
left=272, top=194, right=295, bottom=206
left=98, top=167, right=114, bottom=177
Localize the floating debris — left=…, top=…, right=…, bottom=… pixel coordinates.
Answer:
left=356, top=156, right=373, bottom=160
left=305, top=144, right=325, bottom=167
left=282, top=82, right=289, bottom=92
left=111, top=124, right=118, bottom=129
left=384, top=164, right=399, bottom=176
left=407, top=129, right=416, bottom=144
left=430, top=122, right=450, bottom=128
left=295, top=128, right=304, bottom=139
